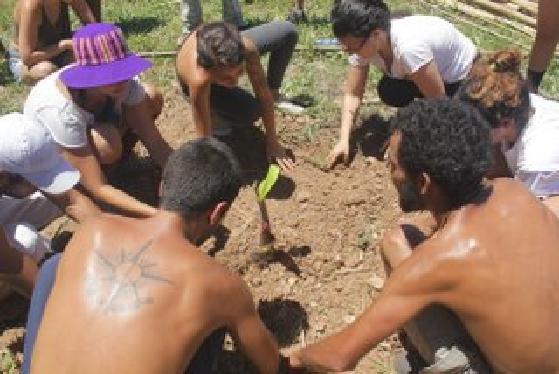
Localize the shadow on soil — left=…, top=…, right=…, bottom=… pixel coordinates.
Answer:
left=258, top=298, right=309, bottom=347
left=216, top=298, right=309, bottom=373
left=106, top=155, right=161, bottom=207
left=207, top=225, right=231, bottom=257
left=250, top=244, right=311, bottom=276
left=219, top=126, right=295, bottom=199
left=117, top=16, right=163, bottom=35
left=352, top=113, right=391, bottom=161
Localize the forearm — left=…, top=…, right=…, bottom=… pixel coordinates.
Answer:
left=21, top=42, right=68, bottom=66
left=257, top=89, right=278, bottom=142
left=191, top=103, right=212, bottom=137
left=92, top=184, right=156, bottom=218
left=71, top=0, right=97, bottom=24
left=48, top=189, right=102, bottom=223
left=339, top=93, right=362, bottom=143
left=298, top=328, right=364, bottom=373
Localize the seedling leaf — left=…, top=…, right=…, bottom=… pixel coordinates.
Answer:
left=257, top=164, right=280, bottom=201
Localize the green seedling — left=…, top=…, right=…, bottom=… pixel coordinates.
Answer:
left=257, top=164, right=280, bottom=202
left=256, top=164, right=280, bottom=247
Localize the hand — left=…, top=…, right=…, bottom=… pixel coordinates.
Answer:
left=59, top=39, right=73, bottom=51
left=287, top=350, right=308, bottom=373
left=327, top=139, right=350, bottom=169
left=266, top=139, right=295, bottom=172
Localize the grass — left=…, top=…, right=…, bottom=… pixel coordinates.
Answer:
left=1, top=0, right=558, bottom=123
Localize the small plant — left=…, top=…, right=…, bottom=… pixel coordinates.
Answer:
left=256, top=164, right=280, bottom=247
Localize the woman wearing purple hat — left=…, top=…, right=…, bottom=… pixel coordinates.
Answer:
left=24, top=23, right=172, bottom=218
left=9, top=0, right=96, bottom=84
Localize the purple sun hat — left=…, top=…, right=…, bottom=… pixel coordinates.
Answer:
left=60, top=23, right=152, bottom=89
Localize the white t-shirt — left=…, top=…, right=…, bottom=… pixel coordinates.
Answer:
left=349, top=16, right=477, bottom=83
left=23, top=69, right=146, bottom=149
left=504, top=94, right=559, bottom=197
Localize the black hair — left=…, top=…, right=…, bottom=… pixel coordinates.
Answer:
left=331, top=0, right=391, bottom=38
left=456, top=50, right=530, bottom=131
left=391, top=98, right=492, bottom=209
left=160, top=138, right=242, bottom=219
left=196, top=22, right=245, bottom=69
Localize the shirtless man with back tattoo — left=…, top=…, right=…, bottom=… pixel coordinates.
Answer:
left=24, top=138, right=282, bottom=374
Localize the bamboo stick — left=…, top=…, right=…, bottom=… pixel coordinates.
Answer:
left=509, top=0, right=537, bottom=16
left=422, top=0, right=533, bottom=49
left=462, top=0, right=536, bottom=28
left=452, top=0, right=535, bottom=37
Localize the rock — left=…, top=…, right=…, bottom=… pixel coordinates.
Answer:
left=343, top=193, right=367, bottom=206
left=370, top=275, right=385, bottom=290
left=296, top=191, right=312, bottom=203
left=315, top=323, right=327, bottom=333
left=343, top=314, right=356, bottom=324
left=345, top=256, right=362, bottom=268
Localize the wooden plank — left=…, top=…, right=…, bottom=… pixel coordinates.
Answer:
left=509, top=0, right=537, bottom=16
left=463, top=0, right=536, bottom=27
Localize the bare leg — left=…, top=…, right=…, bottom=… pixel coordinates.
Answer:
left=180, top=0, right=202, bottom=35
left=123, top=84, right=171, bottom=168
left=85, top=0, right=102, bottom=21
left=527, top=0, right=559, bottom=90
left=222, top=0, right=246, bottom=27
left=88, top=123, right=123, bottom=165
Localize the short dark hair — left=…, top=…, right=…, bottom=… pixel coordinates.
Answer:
left=391, top=99, right=492, bottom=208
left=331, top=0, right=391, bottom=38
left=160, top=138, right=242, bottom=218
left=196, top=22, right=245, bottom=69
left=456, top=50, right=530, bottom=131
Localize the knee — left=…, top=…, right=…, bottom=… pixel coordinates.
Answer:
left=142, top=83, right=164, bottom=119
left=283, top=21, right=299, bottom=46
left=274, top=21, right=298, bottom=47
left=90, top=125, right=123, bottom=165
left=381, top=225, right=412, bottom=270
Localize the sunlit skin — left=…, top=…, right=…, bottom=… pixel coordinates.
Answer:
left=176, top=29, right=296, bottom=172
left=31, top=205, right=280, bottom=373
left=289, top=132, right=559, bottom=373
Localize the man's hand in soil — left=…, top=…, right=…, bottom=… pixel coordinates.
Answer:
left=327, top=140, right=350, bottom=169
left=267, top=138, right=295, bottom=171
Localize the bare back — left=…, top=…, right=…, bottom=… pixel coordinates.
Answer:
left=31, top=214, right=254, bottom=374
left=433, top=179, right=559, bottom=373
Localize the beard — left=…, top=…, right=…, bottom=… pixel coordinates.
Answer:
left=397, top=181, right=425, bottom=212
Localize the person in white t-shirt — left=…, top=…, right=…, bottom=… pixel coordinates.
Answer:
left=457, top=50, right=559, bottom=216
left=24, top=23, right=172, bottom=219
left=0, top=112, right=101, bottom=298
left=327, top=0, right=478, bottom=168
